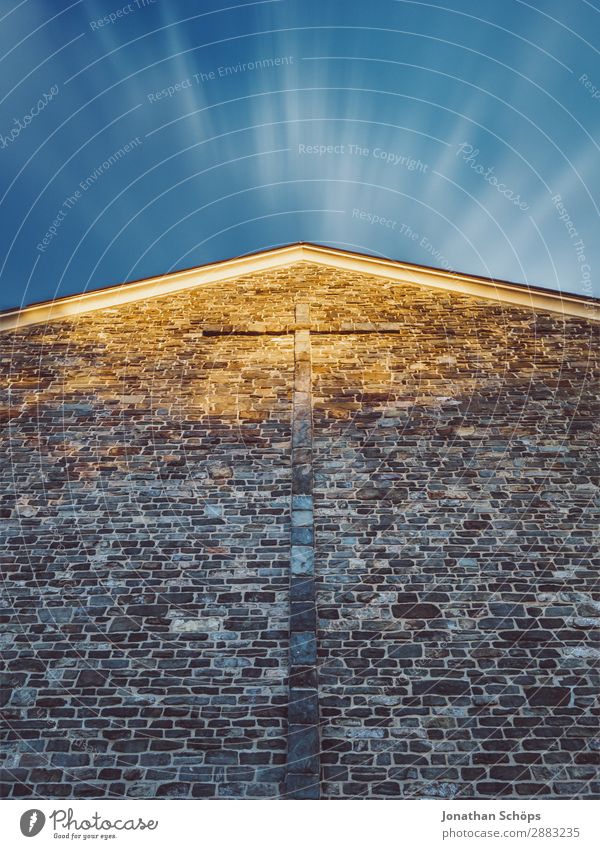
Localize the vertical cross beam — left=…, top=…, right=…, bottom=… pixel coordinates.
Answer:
left=285, top=303, right=320, bottom=799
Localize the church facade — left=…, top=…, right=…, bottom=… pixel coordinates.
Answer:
left=1, top=244, right=598, bottom=800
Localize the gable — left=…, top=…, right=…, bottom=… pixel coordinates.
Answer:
left=0, top=243, right=598, bottom=333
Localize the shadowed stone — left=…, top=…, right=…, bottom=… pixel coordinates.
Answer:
left=525, top=687, right=571, bottom=706
left=290, top=577, right=315, bottom=602
left=292, top=417, right=311, bottom=448
left=289, top=690, right=319, bottom=724
left=284, top=772, right=319, bottom=799
left=413, top=679, right=470, bottom=696
left=290, top=631, right=317, bottom=665
left=76, top=670, right=108, bottom=688
left=392, top=603, right=442, bottom=619
left=290, top=601, right=316, bottom=630
left=288, top=725, right=319, bottom=773
left=291, top=463, right=312, bottom=495
left=289, top=666, right=318, bottom=688
left=108, top=617, right=142, bottom=633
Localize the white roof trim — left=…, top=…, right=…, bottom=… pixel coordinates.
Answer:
left=1, top=243, right=598, bottom=332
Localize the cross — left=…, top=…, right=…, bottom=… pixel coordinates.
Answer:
left=202, top=305, right=403, bottom=798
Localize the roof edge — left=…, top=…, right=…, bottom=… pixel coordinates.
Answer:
left=1, top=242, right=598, bottom=332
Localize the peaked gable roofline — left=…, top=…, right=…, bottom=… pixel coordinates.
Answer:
left=1, top=242, right=598, bottom=332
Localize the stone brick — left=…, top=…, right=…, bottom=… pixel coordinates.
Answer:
left=412, top=679, right=470, bottom=696
left=285, top=772, right=320, bottom=799
left=290, top=601, right=317, bottom=630
left=291, top=546, right=314, bottom=576
left=525, top=687, right=571, bottom=707
left=289, top=690, right=319, bottom=724
left=392, top=603, right=442, bottom=619
left=290, top=631, right=317, bottom=665
left=288, top=725, right=319, bottom=774
left=76, top=670, right=108, bottom=688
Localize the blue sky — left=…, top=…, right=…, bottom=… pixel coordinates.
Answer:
left=0, top=0, right=598, bottom=309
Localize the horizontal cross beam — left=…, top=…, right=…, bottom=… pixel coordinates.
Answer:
left=201, top=323, right=404, bottom=336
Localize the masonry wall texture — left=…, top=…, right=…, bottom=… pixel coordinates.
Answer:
left=1, top=262, right=599, bottom=800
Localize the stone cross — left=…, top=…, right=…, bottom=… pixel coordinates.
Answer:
left=203, top=305, right=403, bottom=799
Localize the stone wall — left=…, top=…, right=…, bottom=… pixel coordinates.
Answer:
left=1, top=263, right=598, bottom=799
left=309, top=274, right=599, bottom=799
left=0, top=274, right=296, bottom=799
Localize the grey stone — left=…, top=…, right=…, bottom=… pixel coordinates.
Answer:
left=291, top=546, right=314, bottom=576
left=290, top=631, right=317, bottom=665
left=288, top=725, right=319, bottom=774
